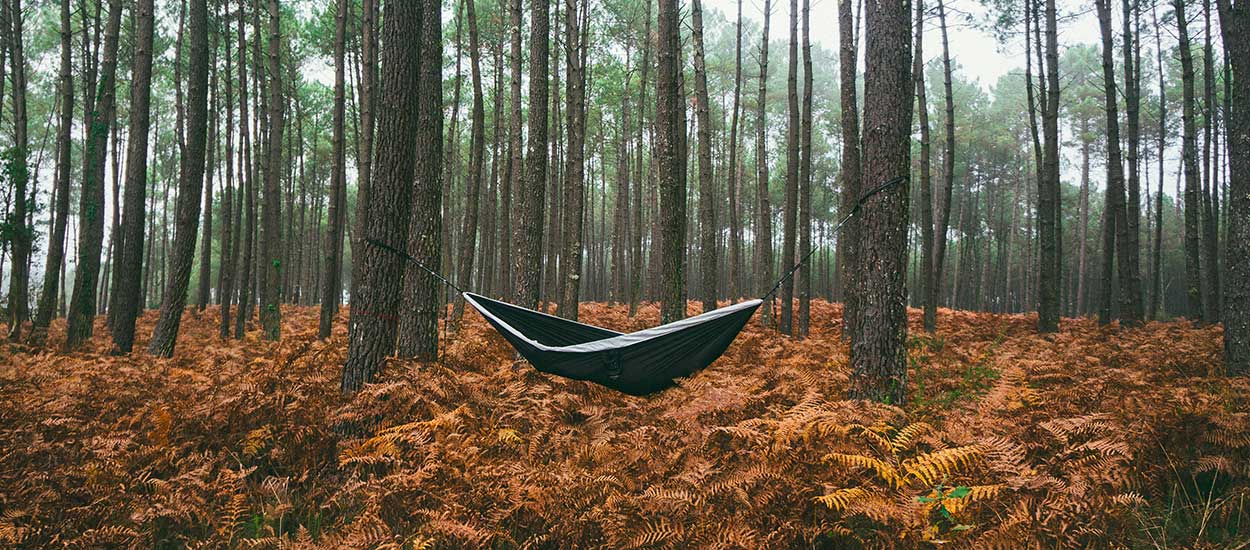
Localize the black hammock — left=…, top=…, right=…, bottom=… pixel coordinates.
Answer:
left=367, top=176, right=903, bottom=396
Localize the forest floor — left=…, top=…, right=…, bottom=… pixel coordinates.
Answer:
left=1, top=301, right=1247, bottom=548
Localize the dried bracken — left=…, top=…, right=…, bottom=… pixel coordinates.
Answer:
left=0, top=302, right=1245, bottom=548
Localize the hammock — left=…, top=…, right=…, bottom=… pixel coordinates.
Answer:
left=364, top=175, right=902, bottom=396
left=464, top=292, right=761, bottom=395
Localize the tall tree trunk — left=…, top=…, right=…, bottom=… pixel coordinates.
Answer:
left=849, top=0, right=912, bottom=405
left=798, top=0, right=813, bottom=337
left=499, top=0, right=523, bottom=300
left=453, top=0, right=487, bottom=325
left=257, top=0, right=284, bottom=340
left=198, top=23, right=218, bottom=312
left=320, top=0, right=350, bottom=338
left=32, top=0, right=75, bottom=342
left=657, top=0, right=686, bottom=324
left=630, top=1, right=651, bottom=317
left=148, top=0, right=210, bottom=357
left=1037, top=0, right=1063, bottom=332
left=5, top=0, right=31, bottom=341
left=1122, top=0, right=1144, bottom=322
left=350, top=0, right=378, bottom=302
left=220, top=5, right=236, bottom=339
left=836, top=0, right=860, bottom=333
left=1201, top=0, right=1221, bottom=322
left=1215, top=0, right=1247, bottom=373
left=1095, top=0, right=1142, bottom=327
left=343, top=0, right=426, bottom=392
left=779, top=0, right=800, bottom=334
left=756, top=0, right=775, bottom=327
left=727, top=0, right=744, bottom=302
left=692, top=0, right=717, bottom=313
left=513, top=0, right=550, bottom=309
left=234, top=0, right=255, bottom=338
left=1151, top=1, right=1166, bottom=320
left=558, top=0, right=588, bottom=320
left=109, top=0, right=155, bottom=353
left=396, top=0, right=443, bottom=359
left=66, top=0, right=122, bottom=350
left=932, top=0, right=955, bottom=323
left=915, top=0, right=935, bottom=332
left=1176, top=0, right=1206, bottom=321
left=1077, top=133, right=1090, bottom=315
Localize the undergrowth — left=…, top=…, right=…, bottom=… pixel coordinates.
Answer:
left=1, top=302, right=1246, bottom=548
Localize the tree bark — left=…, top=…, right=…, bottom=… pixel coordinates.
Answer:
left=798, top=0, right=813, bottom=337
left=1201, top=0, right=1221, bottom=322
left=453, top=0, right=487, bottom=325
left=1176, top=0, right=1206, bottom=321
left=220, top=7, right=236, bottom=339
left=257, top=0, right=284, bottom=340
left=148, top=0, right=210, bottom=357
left=727, top=0, right=744, bottom=302
left=756, top=0, right=775, bottom=327
left=32, top=0, right=75, bottom=342
left=343, top=0, right=425, bottom=392
left=836, top=0, right=861, bottom=334
left=779, top=0, right=800, bottom=334
left=513, top=0, right=550, bottom=310
left=66, top=0, right=122, bottom=350
left=1215, top=0, right=1247, bottom=373
left=915, top=0, right=935, bottom=332
left=320, top=0, right=350, bottom=338
left=657, top=0, right=686, bottom=324
left=558, top=0, right=588, bottom=320
left=849, top=0, right=912, bottom=405
left=5, top=0, right=31, bottom=341
left=692, top=0, right=717, bottom=314
left=1037, top=0, right=1063, bottom=332
left=395, top=0, right=443, bottom=360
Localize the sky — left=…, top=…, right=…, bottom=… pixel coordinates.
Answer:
left=700, top=0, right=1104, bottom=91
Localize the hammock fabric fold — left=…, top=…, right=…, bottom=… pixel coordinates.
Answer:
left=463, top=293, right=762, bottom=396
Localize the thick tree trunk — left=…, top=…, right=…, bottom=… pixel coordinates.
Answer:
left=66, top=0, right=122, bottom=350
left=692, top=0, right=717, bottom=314
left=343, top=0, right=425, bottom=392
left=915, top=0, right=935, bottom=332
left=109, top=0, right=154, bottom=353
left=558, top=0, right=587, bottom=320
left=756, top=0, right=775, bottom=327
left=1122, top=0, right=1144, bottom=322
left=513, top=0, right=550, bottom=310
left=396, top=0, right=444, bottom=360
left=148, top=0, right=210, bottom=357
left=849, top=0, right=912, bottom=405
left=32, top=0, right=75, bottom=342
left=1176, top=0, right=1206, bottom=321
left=657, top=0, right=686, bottom=324
left=1214, top=0, right=1247, bottom=373
left=1037, top=0, right=1063, bottom=332
left=257, top=0, right=284, bottom=340
left=320, top=0, right=350, bottom=338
